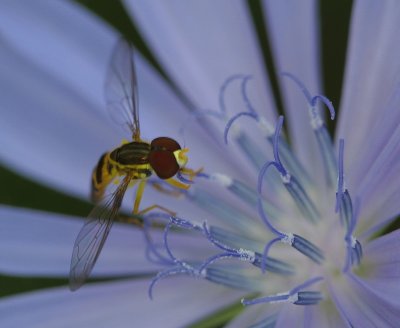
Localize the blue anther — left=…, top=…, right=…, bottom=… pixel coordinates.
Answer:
left=205, top=267, right=262, bottom=292
left=345, top=196, right=360, bottom=270
left=292, top=234, right=325, bottom=264
left=294, top=291, right=324, bottom=305
left=241, top=276, right=323, bottom=306
left=253, top=252, right=294, bottom=275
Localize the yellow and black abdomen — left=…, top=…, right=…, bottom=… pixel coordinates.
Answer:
left=91, top=141, right=153, bottom=203
left=91, top=152, right=117, bottom=203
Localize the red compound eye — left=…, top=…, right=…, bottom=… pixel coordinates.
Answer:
left=148, top=150, right=179, bottom=179
left=150, top=137, right=181, bottom=152
left=149, top=137, right=182, bottom=179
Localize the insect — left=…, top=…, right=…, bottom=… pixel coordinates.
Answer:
left=69, top=39, right=199, bottom=291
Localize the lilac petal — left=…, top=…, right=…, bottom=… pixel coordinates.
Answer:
left=125, top=0, right=277, bottom=133
left=0, top=1, right=122, bottom=197
left=0, top=278, right=245, bottom=328
left=263, top=0, right=324, bottom=180
left=0, top=205, right=209, bottom=277
left=0, top=1, right=249, bottom=199
left=330, top=274, right=400, bottom=327
left=225, top=304, right=278, bottom=328
left=362, top=229, right=400, bottom=284
left=0, top=1, right=114, bottom=107
left=350, top=123, right=400, bottom=234
left=304, top=303, right=351, bottom=328
left=337, top=1, right=400, bottom=190
left=135, top=53, right=260, bottom=181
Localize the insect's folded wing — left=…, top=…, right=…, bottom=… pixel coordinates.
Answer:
left=69, top=175, right=131, bottom=291
left=104, top=38, right=140, bottom=140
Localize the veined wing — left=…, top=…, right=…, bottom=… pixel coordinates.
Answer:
left=69, top=174, right=132, bottom=291
left=105, top=38, right=140, bottom=141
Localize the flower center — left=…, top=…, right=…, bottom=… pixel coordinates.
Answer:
left=144, top=74, right=363, bottom=311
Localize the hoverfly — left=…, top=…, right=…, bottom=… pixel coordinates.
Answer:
left=69, top=39, right=198, bottom=291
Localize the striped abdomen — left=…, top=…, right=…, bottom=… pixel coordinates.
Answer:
left=91, top=142, right=153, bottom=203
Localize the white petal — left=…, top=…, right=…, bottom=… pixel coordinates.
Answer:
left=263, top=0, right=325, bottom=178
left=0, top=279, right=244, bottom=328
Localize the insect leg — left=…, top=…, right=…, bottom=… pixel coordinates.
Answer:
left=164, top=178, right=191, bottom=190
left=133, top=179, right=147, bottom=214
left=137, top=204, right=176, bottom=216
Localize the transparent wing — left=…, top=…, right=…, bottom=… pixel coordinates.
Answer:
left=69, top=175, right=132, bottom=291
left=105, top=38, right=140, bottom=140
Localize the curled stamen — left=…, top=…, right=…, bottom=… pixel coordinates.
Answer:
left=224, top=111, right=258, bottom=144
left=142, top=218, right=172, bottom=265
left=282, top=72, right=337, bottom=186
left=242, top=276, right=324, bottom=306
left=266, top=117, right=320, bottom=222
left=282, top=72, right=335, bottom=120
left=202, top=224, right=293, bottom=275
left=219, top=74, right=248, bottom=114
left=148, top=266, right=196, bottom=300
left=310, top=95, right=335, bottom=120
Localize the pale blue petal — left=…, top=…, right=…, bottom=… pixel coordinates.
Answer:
left=305, top=303, right=351, bottom=328
left=352, top=123, right=400, bottom=234
left=330, top=274, right=400, bottom=327
left=337, top=0, right=400, bottom=193
left=0, top=1, right=114, bottom=107
left=362, top=229, right=400, bottom=286
left=225, top=304, right=278, bottom=328
left=0, top=205, right=158, bottom=276
left=0, top=279, right=245, bottom=328
left=263, top=0, right=324, bottom=181
left=275, top=304, right=305, bottom=327
left=125, top=0, right=277, bottom=175
left=0, top=1, right=121, bottom=197
left=0, top=205, right=209, bottom=277
left=0, top=1, right=247, bottom=200
left=125, top=0, right=277, bottom=122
